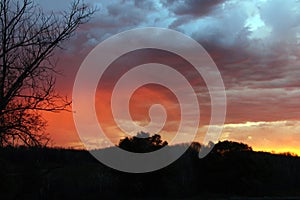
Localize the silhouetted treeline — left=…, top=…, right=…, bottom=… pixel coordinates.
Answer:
left=0, top=135, right=300, bottom=200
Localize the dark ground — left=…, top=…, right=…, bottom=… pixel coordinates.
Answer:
left=0, top=140, right=300, bottom=200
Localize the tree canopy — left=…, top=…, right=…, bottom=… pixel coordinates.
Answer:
left=118, top=132, right=168, bottom=153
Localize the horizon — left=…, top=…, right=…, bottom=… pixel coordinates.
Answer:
left=3, top=136, right=299, bottom=158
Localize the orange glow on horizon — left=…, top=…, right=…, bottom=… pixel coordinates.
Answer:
left=43, top=47, right=300, bottom=156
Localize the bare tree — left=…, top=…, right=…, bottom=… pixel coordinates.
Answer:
left=0, top=0, right=95, bottom=147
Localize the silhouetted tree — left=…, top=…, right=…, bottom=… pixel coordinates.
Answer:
left=0, top=0, right=95, bottom=146
left=213, top=140, right=253, bottom=155
left=118, top=132, right=168, bottom=153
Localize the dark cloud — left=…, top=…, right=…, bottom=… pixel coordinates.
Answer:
left=176, top=0, right=225, bottom=16
left=47, top=0, right=300, bottom=124
left=33, top=0, right=300, bottom=150
left=163, top=0, right=226, bottom=17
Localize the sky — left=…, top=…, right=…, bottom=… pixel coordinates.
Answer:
left=37, top=0, right=300, bottom=154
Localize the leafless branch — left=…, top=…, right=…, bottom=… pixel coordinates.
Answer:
left=0, top=0, right=96, bottom=147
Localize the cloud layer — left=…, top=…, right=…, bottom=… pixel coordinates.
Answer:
left=36, top=0, right=300, bottom=152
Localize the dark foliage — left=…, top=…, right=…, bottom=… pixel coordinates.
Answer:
left=118, top=131, right=168, bottom=153
left=0, top=136, right=300, bottom=200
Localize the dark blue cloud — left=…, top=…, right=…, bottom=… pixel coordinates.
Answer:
left=38, top=0, right=300, bottom=122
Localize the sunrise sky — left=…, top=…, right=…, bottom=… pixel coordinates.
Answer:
left=37, top=0, right=300, bottom=155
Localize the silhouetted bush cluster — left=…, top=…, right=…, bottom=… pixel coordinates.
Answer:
left=118, top=132, right=168, bottom=153
left=0, top=134, right=300, bottom=200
